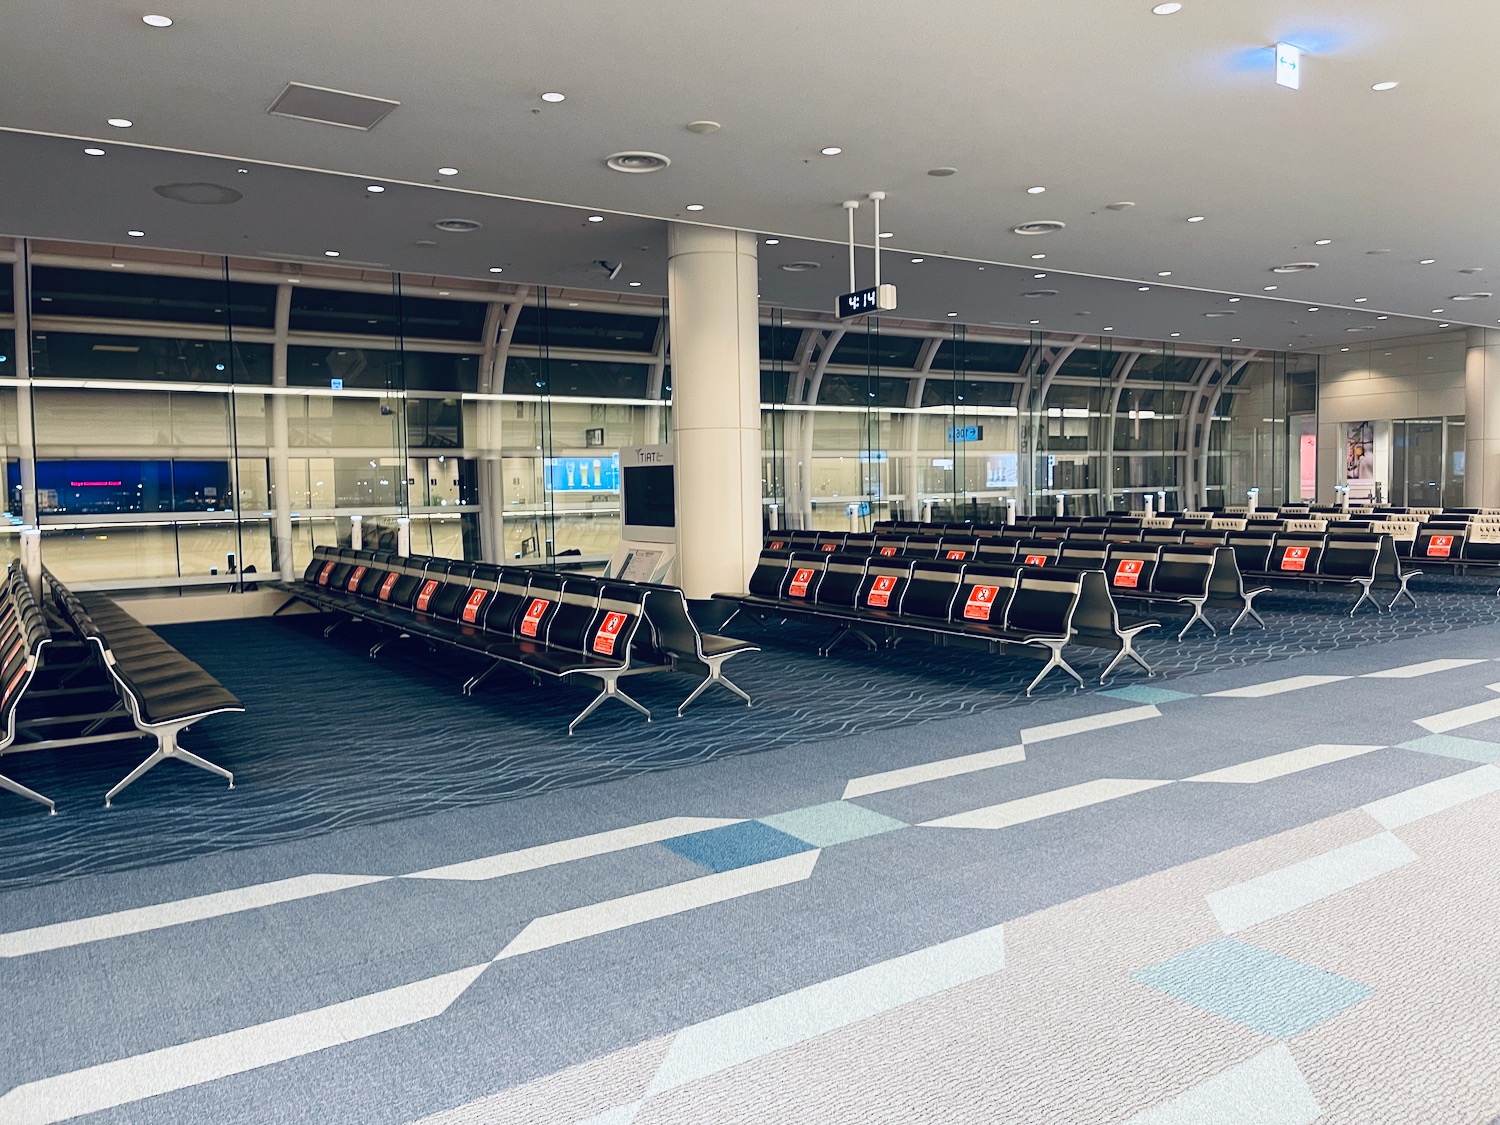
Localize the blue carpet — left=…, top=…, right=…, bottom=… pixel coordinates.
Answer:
left=1, top=573, right=1498, bottom=890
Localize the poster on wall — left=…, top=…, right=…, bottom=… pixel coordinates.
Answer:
left=1345, top=421, right=1375, bottom=484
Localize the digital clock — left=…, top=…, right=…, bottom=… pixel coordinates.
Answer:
left=836, top=283, right=898, bottom=318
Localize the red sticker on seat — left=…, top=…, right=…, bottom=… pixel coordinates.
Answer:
left=520, top=598, right=549, bottom=637
left=592, top=611, right=627, bottom=655
left=1, top=663, right=26, bottom=709
left=415, top=579, right=440, bottom=611
left=964, top=584, right=1000, bottom=621
left=346, top=566, right=367, bottom=592
left=787, top=568, right=815, bottom=597
left=946, top=549, right=968, bottom=560
left=1280, top=546, right=1309, bottom=572
left=1427, top=535, right=1453, bottom=558
left=378, top=573, right=399, bottom=601
left=317, top=561, right=336, bottom=585
left=866, top=574, right=898, bottom=608
left=1114, top=559, right=1143, bottom=588
left=461, top=589, right=488, bottom=623
left=768, top=540, right=786, bottom=550
left=879, top=546, right=898, bottom=557
left=821, top=542, right=838, bottom=552
left=1023, top=554, right=1048, bottom=566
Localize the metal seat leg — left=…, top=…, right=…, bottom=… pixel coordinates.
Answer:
left=1230, top=591, right=1267, bottom=632
left=1026, top=642, right=1084, bottom=697
left=677, top=659, right=753, bottom=716
left=105, top=724, right=234, bottom=808
left=462, top=661, right=503, bottom=696
left=0, top=771, right=55, bottom=814
left=1349, top=580, right=1380, bottom=617
left=1176, top=600, right=1217, bottom=641
left=567, top=673, right=652, bottom=736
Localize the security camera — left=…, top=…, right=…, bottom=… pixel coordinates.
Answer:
left=380, top=404, right=394, bottom=415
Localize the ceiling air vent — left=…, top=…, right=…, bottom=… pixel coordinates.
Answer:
left=1451, top=292, right=1492, bottom=301
left=1204, top=311, right=1235, bottom=318
left=433, top=219, right=482, bottom=233
left=1022, top=289, right=1059, bottom=298
left=153, top=182, right=243, bottom=205
left=1012, top=221, right=1066, bottom=236
left=780, top=261, right=820, bottom=272
left=605, top=151, right=672, bottom=174
left=1273, top=262, right=1319, bottom=273
left=268, top=83, right=399, bottom=130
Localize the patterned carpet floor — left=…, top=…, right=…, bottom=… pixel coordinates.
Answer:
left=2, top=573, right=1498, bottom=891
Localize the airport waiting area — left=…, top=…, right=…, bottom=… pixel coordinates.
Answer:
left=4, top=3, right=1500, bottom=1122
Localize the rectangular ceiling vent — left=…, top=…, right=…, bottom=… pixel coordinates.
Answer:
left=267, top=82, right=399, bottom=130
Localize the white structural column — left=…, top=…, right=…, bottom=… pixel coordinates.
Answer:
left=666, top=224, right=761, bottom=598
left=1465, top=328, right=1500, bottom=507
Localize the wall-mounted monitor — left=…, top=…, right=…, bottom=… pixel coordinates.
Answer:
left=618, top=444, right=675, bottom=545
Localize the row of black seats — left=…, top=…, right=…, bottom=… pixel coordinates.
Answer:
left=283, top=547, right=759, bottom=733
left=719, top=550, right=1158, bottom=694
left=1215, top=532, right=1419, bottom=614
left=0, top=566, right=56, bottom=813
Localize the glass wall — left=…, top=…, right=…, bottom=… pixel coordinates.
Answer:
left=0, top=238, right=1318, bottom=590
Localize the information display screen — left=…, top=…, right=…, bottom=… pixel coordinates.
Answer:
left=622, top=464, right=675, bottom=528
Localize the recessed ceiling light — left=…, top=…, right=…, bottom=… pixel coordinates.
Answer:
left=1354, top=297, right=1368, bottom=302
left=1157, top=271, right=1172, bottom=277
left=910, top=257, right=924, bottom=263
left=686, top=204, right=705, bottom=211
left=84, top=147, right=104, bottom=156
left=110, top=262, right=124, bottom=268
left=1420, top=259, right=1436, bottom=264
left=1027, top=186, right=1046, bottom=194
left=107, top=118, right=133, bottom=128
left=437, top=167, right=459, bottom=176
left=1029, top=320, right=1040, bottom=325
left=438, top=290, right=449, bottom=296
left=237, top=167, right=248, bottom=173
left=629, top=281, right=642, bottom=287
left=1031, top=253, right=1046, bottom=260
left=927, top=167, right=958, bottom=177
left=879, top=232, right=893, bottom=239
left=366, top=185, right=384, bottom=193
left=1341, top=347, right=1350, bottom=352
left=142, top=14, right=172, bottom=27
left=764, top=238, right=779, bottom=245
left=1372, top=81, right=1399, bottom=91
left=946, top=311, right=958, bottom=317
left=1231, top=338, right=1241, bottom=342
left=1034, top=273, right=1047, bottom=279
left=1138, top=286, right=1150, bottom=291
left=541, top=92, right=566, bottom=103
left=820, top=147, right=842, bottom=156
left=1377, top=315, right=1389, bottom=320
left=1264, top=285, right=1277, bottom=290
left=127, top=230, right=144, bottom=237
left=567, top=302, right=579, bottom=307
left=1187, top=215, right=1205, bottom=223
left=488, top=266, right=503, bottom=273
left=1104, top=326, right=1115, bottom=331
left=1431, top=309, right=1444, bottom=313
left=1307, top=307, right=1319, bottom=312
left=288, top=278, right=300, bottom=284
left=1228, top=297, right=1241, bottom=302
left=1314, top=239, right=1332, bottom=245
left=1170, top=332, right=1181, bottom=337
left=587, top=215, right=604, bottom=222
left=324, top=250, right=339, bottom=257
left=1152, top=2, right=1182, bottom=12
left=1440, top=323, right=1451, bottom=327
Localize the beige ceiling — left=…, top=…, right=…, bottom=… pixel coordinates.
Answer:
left=0, top=0, right=1494, bottom=340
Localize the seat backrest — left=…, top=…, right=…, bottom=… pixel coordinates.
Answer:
left=764, top=534, right=792, bottom=552
left=854, top=558, right=913, bottom=612
left=513, top=572, right=564, bottom=640
left=977, top=540, right=1017, bottom=563
left=0, top=571, right=50, bottom=746
left=411, top=562, right=457, bottom=614
left=872, top=534, right=908, bottom=558
left=898, top=559, right=965, bottom=621
left=844, top=533, right=877, bottom=555
left=1225, top=532, right=1275, bottom=573
left=815, top=533, right=847, bottom=553
left=1104, top=544, right=1160, bottom=594
left=780, top=552, right=829, bottom=603
left=304, top=546, right=337, bottom=585
left=430, top=563, right=481, bottom=619
left=952, top=563, right=1020, bottom=627
left=1269, top=533, right=1326, bottom=575
left=813, top=553, right=868, bottom=609
left=587, top=585, right=648, bottom=665
left=937, top=538, right=980, bottom=561
left=1015, top=540, right=1061, bottom=568
left=1004, top=570, right=1082, bottom=637
left=748, top=549, right=795, bottom=599
left=547, top=577, right=605, bottom=652
left=481, top=571, right=533, bottom=634
left=786, top=530, right=820, bottom=550
left=1059, top=541, right=1108, bottom=570
left=1318, top=535, right=1380, bottom=579
left=1140, top=529, right=1186, bottom=545
left=1153, top=547, right=1217, bottom=597
left=1062, top=568, right=1119, bottom=647
left=1414, top=527, right=1464, bottom=560
left=902, top=536, right=944, bottom=558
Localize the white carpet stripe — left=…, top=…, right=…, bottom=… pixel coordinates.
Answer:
left=921, top=778, right=1171, bottom=831
left=494, top=852, right=820, bottom=960
left=404, top=817, right=743, bottom=882
left=645, top=922, right=1006, bottom=1096
left=1183, top=744, right=1385, bottom=785
left=0, top=874, right=389, bottom=959
left=1415, top=693, right=1500, bottom=733
left=1362, top=658, right=1485, bottom=679
left=1019, top=705, right=1160, bottom=744
left=1207, top=674, right=1349, bottom=698
left=1206, top=832, right=1417, bottom=934
left=1363, top=765, right=1500, bottom=829
left=1115, top=1044, right=1321, bottom=1125
left=0, top=964, right=489, bottom=1125
left=841, top=745, right=1025, bottom=799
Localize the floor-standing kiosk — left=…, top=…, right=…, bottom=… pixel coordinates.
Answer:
left=603, top=444, right=678, bottom=584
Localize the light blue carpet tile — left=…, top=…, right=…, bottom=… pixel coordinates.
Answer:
left=1099, top=685, right=1197, bottom=705
left=1398, top=734, right=1500, bottom=764
left=662, top=821, right=816, bottom=873
left=758, top=801, right=907, bottom=847
left=1133, top=937, right=1373, bottom=1039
